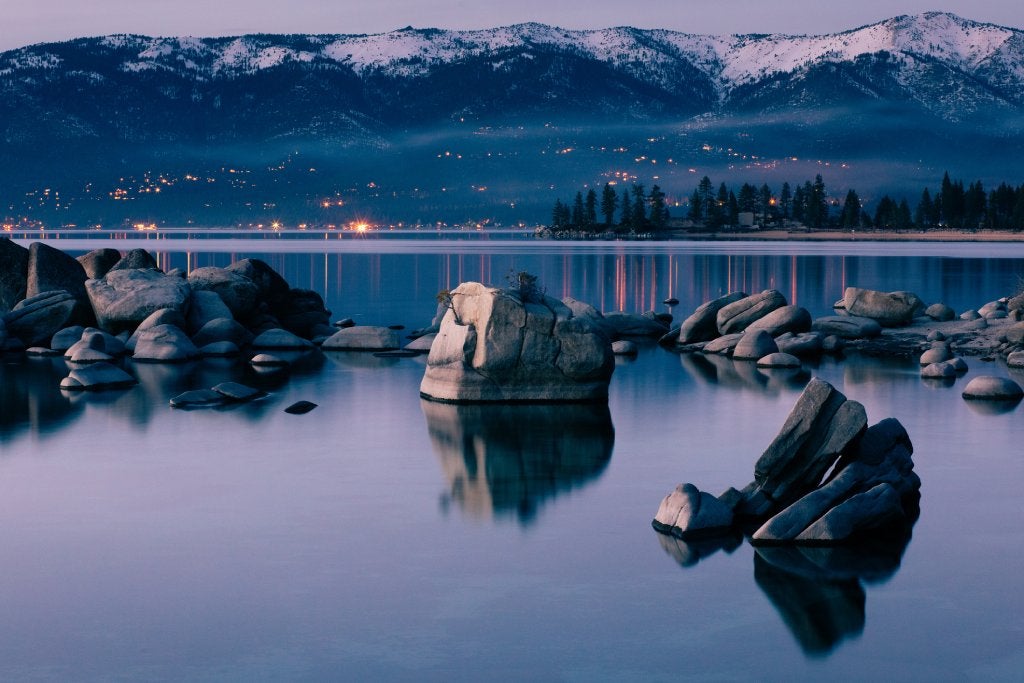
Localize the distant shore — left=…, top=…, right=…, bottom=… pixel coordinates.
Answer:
left=676, top=229, right=1024, bottom=242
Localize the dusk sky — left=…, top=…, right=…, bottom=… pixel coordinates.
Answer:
left=3, top=1, right=1024, bottom=52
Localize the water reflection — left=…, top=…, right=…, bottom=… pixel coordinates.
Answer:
left=0, top=356, right=83, bottom=442
left=679, top=353, right=810, bottom=395
left=422, top=401, right=614, bottom=525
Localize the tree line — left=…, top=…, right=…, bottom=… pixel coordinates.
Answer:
left=550, top=172, right=1024, bottom=232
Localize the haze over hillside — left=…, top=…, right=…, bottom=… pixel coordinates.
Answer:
left=2, top=11, right=1022, bottom=226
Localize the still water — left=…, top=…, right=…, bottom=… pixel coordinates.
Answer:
left=1, top=240, right=1023, bottom=680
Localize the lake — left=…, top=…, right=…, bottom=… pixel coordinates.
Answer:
left=1, top=238, right=1023, bottom=681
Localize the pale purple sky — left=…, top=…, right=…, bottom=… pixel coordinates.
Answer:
left=3, top=1, right=1023, bottom=52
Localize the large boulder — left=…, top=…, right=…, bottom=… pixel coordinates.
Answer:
left=186, top=290, right=233, bottom=333
left=602, top=311, right=669, bottom=338
left=86, top=269, right=192, bottom=334
left=732, top=329, right=779, bottom=360
left=277, top=289, right=331, bottom=337
left=811, top=315, right=882, bottom=339
left=717, top=290, right=787, bottom=335
left=746, top=305, right=812, bottom=337
left=26, top=242, right=92, bottom=323
left=3, top=291, right=79, bottom=347
left=131, top=324, right=200, bottom=362
left=321, top=326, right=401, bottom=351
left=677, top=291, right=746, bottom=344
left=191, top=317, right=253, bottom=348
left=961, top=376, right=1023, bottom=401
left=776, top=332, right=824, bottom=357
left=420, top=282, right=613, bottom=402
left=652, top=483, right=734, bottom=539
left=0, top=238, right=29, bottom=312
left=842, top=287, right=922, bottom=327
left=750, top=378, right=868, bottom=510
left=226, top=259, right=290, bottom=309
left=76, top=248, right=122, bottom=280
left=925, top=303, right=955, bottom=322
left=108, top=248, right=158, bottom=272
left=187, top=267, right=260, bottom=319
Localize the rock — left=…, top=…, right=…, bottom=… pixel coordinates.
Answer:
left=965, top=317, right=988, bottom=330
left=652, top=483, right=735, bottom=539
left=86, top=268, right=192, bottom=334
left=374, top=350, right=419, bottom=358
left=170, top=389, right=226, bottom=408
left=702, top=333, right=744, bottom=355
left=758, top=352, right=801, bottom=369
left=26, top=346, right=61, bottom=357
left=421, top=282, right=613, bottom=403
left=59, top=362, right=137, bottom=391
left=1004, top=323, right=1024, bottom=345
left=985, top=309, right=1008, bottom=320
left=919, top=346, right=952, bottom=366
left=921, top=361, right=957, bottom=379
left=0, top=238, right=29, bottom=312
left=226, top=258, right=290, bottom=308
left=251, top=328, right=315, bottom=350
left=611, top=339, right=638, bottom=356
left=278, top=289, right=331, bottom=337
left=1007, top=350, right=1024, bottom=368
left=776, top=332, right=823, bottom=357
left=663, top=297, right=679, bottom=306
left=186, top=290, right=233, bottom=333
left=1008, top=292, right=1024, bottom=312
left=677, top=292, right=746, bottom=344
left=334, top=318, right=356, bottom=328
left=126, top=308, right=188, bottom=351
left=978, top=301, right=1006, bottom=318
left=795, top=484, right=905, bottom=543
left=717, top=290, right=787, bottom=335
left=925, top=303, right=955, bottom=321
left=811, top=315, right=882, bottom=339
left=322, top=326, right=402, bottom=351
left=960, top=309, right=980, bottom=320
left=3, top=291, right=79, bottom=347
left=753, top=378, right=868, bottom=508
left=250, top=353, right=290, bottom=367
left=821, top=335, right=845, bottom=354
left=927, top=330, right=946, bottom=342
left=404, top=333, right=436, bottom=354
left=733, top=330, right=779, bottom=360
left=192, top=317, right=253, bottom=348
left=65, top=328, right=125, bottom=359
left=49, top=325, right=85, bottom=352
left=747, top=305, right=812, bottom=337
left=187, top=266, right=260, bottom=319
left=284, top=400, right=318, bottom=414
left=26, top=243, right=90, bottom=317
left=948, top=357, right=968, bottom=373
left=132, top=324, right=200, bottom=362
left=76, top=248, right=122, bottom=280
left=109, top=248, right=158, bottom=272
left=212, top=382, right=266, bottom=402
left=962, top=376, right=1024, bottom=401
left=199, top=341, right=240, bottom=357
left=602, top=311, right=668, bottom=337
left=842, top=287, right=922, bottom=327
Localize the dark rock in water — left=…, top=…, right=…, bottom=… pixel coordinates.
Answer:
left=843, top=287, right=922, bottom=327
left=796, top=483, right=905, bottom=543
left=925, top=303, right=955, bottom=322
left=757, top=352, right=802, bottom=369
left=373, top=350, right=419, bottom=358
left=192, top=317, right=253, bottom=348
left=126, top=308, right=188, bottom=352
left=250, top=353, right=290, bottom=367
left=211, top=382, right=265, bottom=402
left=811, top=315, right=882, bottom=339
left=199, top=341, right=240, bottom=357
left=109, top=248, right=158, bottom=272
left=187, top=290, right=233, bottom=334
left=732, top=329, right=779, bottom=360
left=322, top=326, right=401, bottom=351
left=702, top=332, right=743, bottom=355
left=284, top=400, right=318, bottom=414
left=26, top=243, right=89, bottom=308
left=277, top=289, right=331, bottom=337
left=717, top=289, right=787, bottom=335
left=50, top=325, right=85, bottom=352
left=188, top=266, right=260, bottom=319
left=404, top=333, right=436, bottom=354
left=921, top=361, right=957, bottom=379
left=962, top=376, right=1024, bottom=401
left=651, top=311, right=672, bottom=325
left=388, top=324, right=405, bottom=330
left=251, top=328, right=314, bottom=350
left=776, top=332, right=824, bottom=357
left=657, top=529, right=742, bottom=568
left=86, top=269, right=192, bottom=334
left=60, top=362, right=137, bottom=391
left=170, top=389, right=226, bottom=408
left=4, top=291, right=79, bottom=347
left=611, top=339, right=638, bottom=356
left=132, top=324, right=200, bottom=363
left=226, top=258, right=290, bottom=308
left=663, top=297, right=679, bottom=306
left=77, top=248, right=122, bottom=280
left=747, top=305, right=812, bottom=337
left=602, top=311, right=668, bottom=338
left=753, top=378, right=868, bottom=508
left=652, top=483, right=734, bottom=539
left=0, top=238, right=30, bottom=312
left=334, top=318, right=356, bottom=328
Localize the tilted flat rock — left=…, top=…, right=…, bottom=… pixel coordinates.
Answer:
left=170, top=389, right=226, bottom=408
left=842, top=287, right=922, bottom=327
left=795, top=483, right=905, bottom=543
left=322, top=326, right=402, bottom=350
left=3, top=290, right=79, bottom=347
left=86, top=269, right=192, bottom=334
left=652, top=483, right=734, bottom=539
left=211, top=382, right=266, bottom=402
left=961, top=375, right=1023, bottom=400
left=420, top=281, right=613, bottom=403
left=60, top=362, right=137, bottom=391
left=746, top=305, right=812, bottom=337
left=811, top=315, right=882, bottom=339
left=702, top=332, right=743, bottom=355
left=0, top=238, right=29, bottom=312
left=677, top=291, right=746, bottom=344
left=717, top=289, right=787, bottom=335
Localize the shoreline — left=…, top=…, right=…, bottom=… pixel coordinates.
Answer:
left=679, top=229, right=1024, bottom=243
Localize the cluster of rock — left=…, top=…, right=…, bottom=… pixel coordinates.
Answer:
left=0, top=240, right=401, bottom=391
left=653, top=378, right=921, bottom=545
left=419, top=281, right=615, bottom=403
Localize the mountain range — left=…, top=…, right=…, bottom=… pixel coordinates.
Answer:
left=2, top=11, right=1023, bottom=225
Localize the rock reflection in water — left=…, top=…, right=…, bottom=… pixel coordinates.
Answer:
left=0, top=356, right=82, bottom=441
left=679, top=353, right=810, bottom=394
left=657, top=530, right=743, bottom=567
left=422, top=401, right=614, bottom=525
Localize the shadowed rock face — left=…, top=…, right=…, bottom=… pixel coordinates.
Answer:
left=422, top=400, right=614, bottom=525
left=420, top=282, right=614, bottom=403
left=0, top=238, right=29, bottom=313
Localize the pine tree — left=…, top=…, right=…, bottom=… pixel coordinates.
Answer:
left=915, top=188, right=935, bottom=230
left=737, top=183, right=757, bottom=213
left=585, top=188, right=598, bottom=228
left=840, top=189, right=861, bottom=228
left=648, top=185, right=667, bottom=230
left=571, top=191, right=585, bottom=228
left=759, top=184, right=774, bottom=226
left=631, top=184, right=646, bottom=229
left=698, top=176, right=714, bottom=221
left=779, top=182, right=793, bottom=220
left=811, top=175, right=827, bottom=228
left=688, top=189, right=702, bottom=221
left=792, top=185, right=806, bottom=224
left=620, top=188, right=632, bottom=229
left=600, top=183, right=618, bottom=226
left=551, top=199, right=567, bottom=228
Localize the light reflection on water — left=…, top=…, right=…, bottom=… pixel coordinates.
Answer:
left=0, top=241, right=1022, bottom=679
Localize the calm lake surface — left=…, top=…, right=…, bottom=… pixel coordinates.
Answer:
left=2, top=238, right=1023, bottom=681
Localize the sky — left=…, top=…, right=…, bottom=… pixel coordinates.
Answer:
left=2, top=1, right=1024, bottom=52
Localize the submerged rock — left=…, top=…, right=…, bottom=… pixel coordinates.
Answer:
left=961, top=376, right=1023, bottom=401
left=170, top=389, right=226, bottom=408
left=60, top=362, right=137, bottom=391
left=321, top=326, right=401, bottom=351
left=284, top=400, right=318, bottom=414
